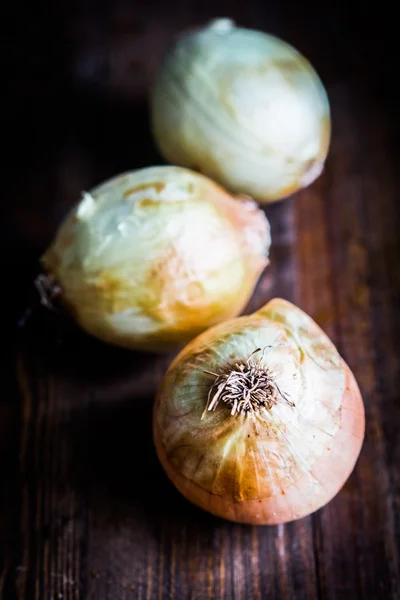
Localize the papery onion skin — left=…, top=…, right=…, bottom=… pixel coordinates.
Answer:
left=151, top=19, right=331, bottom=203
left=153, top=298, right=364, bottom=524
left=41, top=166, right=270, bottom=351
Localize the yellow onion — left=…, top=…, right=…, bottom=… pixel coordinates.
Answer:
left=41, top=166, right=270, bottom=351
left=151, top=19, right=331, bottom=203
left=154, top=298, right=365, bottom=524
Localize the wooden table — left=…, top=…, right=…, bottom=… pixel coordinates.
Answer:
left=1, top=2, right=399, bottom=599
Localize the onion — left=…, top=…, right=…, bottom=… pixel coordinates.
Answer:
left=151, top=18, right=331, bottom=203
left=154, top=298, right=365, bottom=524
left=41, top=166, right=270, bottom=351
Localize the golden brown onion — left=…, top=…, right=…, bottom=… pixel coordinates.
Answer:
left=154, top=298, right=365, bottom=524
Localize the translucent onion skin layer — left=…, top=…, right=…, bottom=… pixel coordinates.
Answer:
left=151, top=19, right=331, bottom=203
left=154, top=299, right=365, bottom=525
left=41, top=166, right=270, bottom=351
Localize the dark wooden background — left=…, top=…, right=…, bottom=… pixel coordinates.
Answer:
left=1, top=1, right=399, bottom=598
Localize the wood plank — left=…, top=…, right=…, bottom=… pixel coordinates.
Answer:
left=1, top=2, right=400, bottom=599
left=296, top=84, right=400, bottom=600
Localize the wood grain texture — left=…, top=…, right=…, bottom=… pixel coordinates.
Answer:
left=1, top=1, right=399, bottom=599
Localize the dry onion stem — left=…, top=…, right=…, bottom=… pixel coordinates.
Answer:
left=153, top=298, right=365, bottom=525
left=203, top=348, right=295, bottom=417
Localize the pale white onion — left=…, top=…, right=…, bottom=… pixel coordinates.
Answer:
left=41, top=166, right=271, bottom=351
left=151, top=19, right=331, bottom=202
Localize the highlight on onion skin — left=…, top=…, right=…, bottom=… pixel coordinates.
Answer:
left=153, top=298, right=365, bottom=525
left=151, top=18, right=331, bottom=203
left=41, top=166, right=271, bottom=352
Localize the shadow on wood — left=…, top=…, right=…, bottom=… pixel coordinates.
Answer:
left=17, top=311, right=225, bottom=542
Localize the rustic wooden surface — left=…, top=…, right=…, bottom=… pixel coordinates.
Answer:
left=1, top=2, right=400, bottom=599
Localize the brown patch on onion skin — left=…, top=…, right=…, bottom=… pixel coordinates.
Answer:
left=218, top=57, right=313, bottom=118
left=43, top=258, right=264, bottom=351
left=137, top=198, right=159, bottom=208
left=320, top=114, right=332, bottom=156
left=250, top=157, right=326, bottom=203
left=96, top=271, right=124, bottom=295
left=123, top=181, right=166, bottom=197
left=258, top=128, right=330, bottom=202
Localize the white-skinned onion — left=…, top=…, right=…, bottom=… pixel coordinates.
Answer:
left=41, top=166, right=271, bottom=351
left=151, top=18, right=331, bottom=202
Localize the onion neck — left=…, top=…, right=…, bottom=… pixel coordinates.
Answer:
left=204, top=349, right=294, bottom=418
